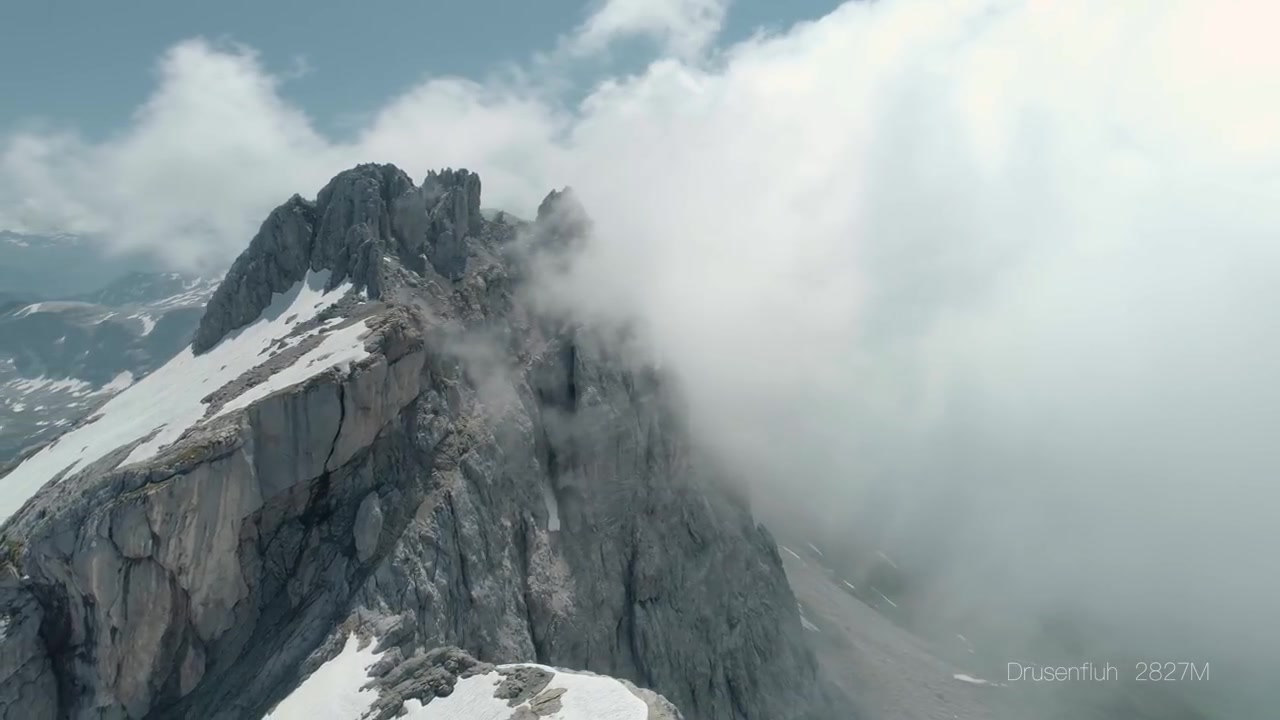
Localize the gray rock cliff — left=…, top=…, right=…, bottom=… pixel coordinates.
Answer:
left=0, top=164, right=844, bottom=720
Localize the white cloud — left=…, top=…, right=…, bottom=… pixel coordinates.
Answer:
left=3, top=0, right=1280, bottom=706
left=0, top=39, right=332, bottom=268
left=569, top=0, right=731, bottom=59
left=0, top=40, right=567, bottom=270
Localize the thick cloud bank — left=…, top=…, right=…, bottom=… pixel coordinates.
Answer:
left=4, top=0, right=1278, bottom=712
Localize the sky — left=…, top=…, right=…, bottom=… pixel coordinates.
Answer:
left=2, top=0, right=1280, bottom=715
left=0, top=0, right=838, bottom=140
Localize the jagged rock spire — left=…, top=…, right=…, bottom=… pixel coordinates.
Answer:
left=192, top=194, right=318, bottom=353
left=390, top=167, right=482, bottom=282
left=530, top=186, right=591, bottom=256
left=193, top=164, right=484, bottom=354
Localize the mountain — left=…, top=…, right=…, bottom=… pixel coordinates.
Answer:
left=72, top=271, right=219, bottom=308
left=0, top=165, right=842, bottom=719
left=0, top=273, right=219, bottom=466
left=0, top=293, right=27, bottom=315
left=0, top=231, right=168, bottom=299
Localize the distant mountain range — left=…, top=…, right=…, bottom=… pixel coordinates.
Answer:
left=0, top=230, right=174, bottom=299
left=0, top=232, right=220, bottom=465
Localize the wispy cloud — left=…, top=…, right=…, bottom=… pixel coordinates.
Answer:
left=569, top=0, right=731, bottom=59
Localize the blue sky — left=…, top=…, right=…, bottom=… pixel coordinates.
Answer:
left=0, top=0, right=839, bottom=139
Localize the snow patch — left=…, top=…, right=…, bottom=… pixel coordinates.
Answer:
left=797, top=603, right=821, bottom=633
left=806, top=542, right=824, bottom=557
left=13, top=303, right=43, bottom=318
left=543, top=482, right=562, bottom=532
left=871, top=588, right=898, bottom=608
left=399, top=673, right=505, bottom=720
left=142, top=278, right=220, bottom=310
left=405, top=664, right=648, bottom=720
left=214, top=320, right=370, bottom=418
left=952, top=673, right=1005, bottom=688
left=780, top=546, right=805, bottom=565
left=0, top=272, right=354, bottom=524
left=263, top=634, right=384, bottom=720
left=263, top=642, right=649, bottom=720
left=132, top=314, right=156, bottom=335
left=5, top=376, right=93, bottom=395
left=500, top=665, right=649, bottom=720
left=101, top=371, right=135, bottom=393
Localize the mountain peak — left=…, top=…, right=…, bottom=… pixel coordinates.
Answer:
left=0, top=161, right=840, bottom=720
left=530, top=187, right=590, bottom=257
left=193, top=164, right=488, bottom=354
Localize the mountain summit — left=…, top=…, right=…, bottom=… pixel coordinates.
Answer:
left=0, top=164, right=842, bottom=719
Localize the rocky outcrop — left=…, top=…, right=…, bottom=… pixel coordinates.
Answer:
left=0, top=165, right=842, bottom=720
left=194, top=165, right=487, bottom=354
left=265, top=642, right=684, bottom=720
left=394, top=168, right=483, bottom=281
left=530, top=187, right=590, bottom=257
left=191, top=195, right=318, bottom=354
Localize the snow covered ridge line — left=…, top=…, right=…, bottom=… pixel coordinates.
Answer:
left=0, top=271, right=369, bottom=524
left=264, top=635, right=682, bottom=720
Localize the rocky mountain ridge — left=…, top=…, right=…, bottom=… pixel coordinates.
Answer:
left=0, top=164, right=844, bottom=719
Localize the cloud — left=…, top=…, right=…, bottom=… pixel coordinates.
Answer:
left=0, top=39, right=331, bottom=268
left=0, top=40, right=567, bottom=270
left=3, top=0, right=1280, bottom=712
left=569, top=0, right=731, bottom=59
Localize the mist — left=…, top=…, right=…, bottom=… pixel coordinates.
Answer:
left=548, top=2, right=1280, bottom=697
left=4, top=0, right=1278, bottom=715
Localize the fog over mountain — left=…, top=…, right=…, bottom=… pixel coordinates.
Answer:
left=2, top=0, right=1276, bottom=717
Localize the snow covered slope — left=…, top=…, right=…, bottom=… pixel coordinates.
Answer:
left=0, top=271, right=368, bottom=523
left=264, top=636, right=678, bottom=720
left=403, top=667, right=653, bottom=720
left=263, top=636, right=384, bottom=720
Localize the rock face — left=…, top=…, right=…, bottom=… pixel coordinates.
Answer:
left=0, top=164, right=841, bottom=720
